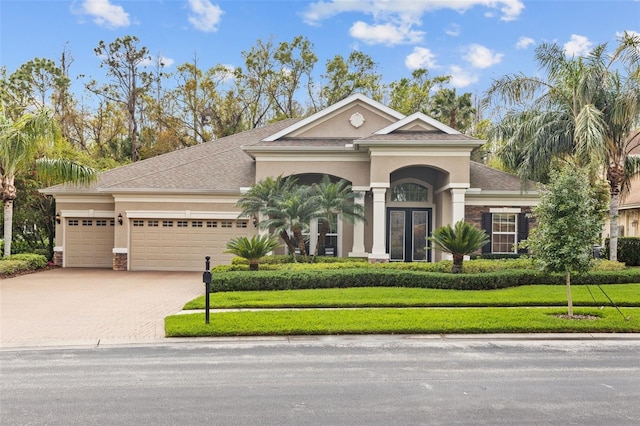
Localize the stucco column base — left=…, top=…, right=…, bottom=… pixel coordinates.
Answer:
left=368, top=254, right=390, bottom=263
left=348, top=251, right=369, bottom=259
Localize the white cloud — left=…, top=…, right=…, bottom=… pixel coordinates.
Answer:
left=563, top=34, right=593, bottom=57
left=449, top=65, right=478, bottom=88
left=349, top=20, right=424, bottom=45
left=405, top=47, right=438, bottom=70
left=141, top=55, right=175, bottom=68
left=188, top=0, right=223, bottom=32
left=463, top=44, right=503, bottom=68
left=302, top=1, right=525, bottom=26
left=80, top=0, right=130, bottom=28
left=445, top=23, right=461, bottom=37
left=516, top=36, right=535, bottom=50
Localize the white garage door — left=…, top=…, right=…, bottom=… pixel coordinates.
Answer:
left=65, top=218, right=114, bottom=268
left=129, top=219, right=255, bottom=271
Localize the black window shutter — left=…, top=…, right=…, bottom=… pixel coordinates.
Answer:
left=481, top=213, right=492, bottom=253
left=517, top=213, right=529, bottom=253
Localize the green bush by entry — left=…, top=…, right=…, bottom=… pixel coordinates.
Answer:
left=209, top=268, right=640, bottom=292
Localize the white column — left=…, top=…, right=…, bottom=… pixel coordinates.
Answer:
left=451, top=188, right=467, bottom=224
left=349, top=189, right=367, bottom=257
left=368, top=187, right=389, bottom=262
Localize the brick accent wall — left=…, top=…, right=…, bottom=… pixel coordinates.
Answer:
left=113, top=253, right=128, bottom=271
left=53, top=250, right=63, bottom=267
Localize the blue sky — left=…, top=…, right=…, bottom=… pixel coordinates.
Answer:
left=1, top=0, right=639, bottom=99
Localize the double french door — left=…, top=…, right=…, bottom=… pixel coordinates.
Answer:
left=387, top=208, right=432, bottom=262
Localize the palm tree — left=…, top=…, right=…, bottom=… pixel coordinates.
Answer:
left=430, top=88, right=476, bottom=133
left=1, top=108, right=97, bottom=257
left=429, top=221, right=489, bottom=273
left=236, top=175, right=298, bottom=254
left=484, top=32, right=640, bottom=260
left=262, top=185, right=318, bottom=259
left=225, top=234, right=281, bottom=271
left=310, top=175, right=365, bottom=258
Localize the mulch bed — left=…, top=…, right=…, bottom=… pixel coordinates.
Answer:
left=0, top=265, right=60, bottom=280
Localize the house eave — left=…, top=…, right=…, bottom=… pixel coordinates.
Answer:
left=355, top=140, right=485, bottom=148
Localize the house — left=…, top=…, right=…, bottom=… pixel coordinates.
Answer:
left=43, top=94, right=539, bottom=271
left=617, top=143, right=640, bottom=238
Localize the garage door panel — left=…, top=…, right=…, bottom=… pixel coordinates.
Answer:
left=66, top=218, right=114, bottom=268
left=130, top=219, right=254, bottom=271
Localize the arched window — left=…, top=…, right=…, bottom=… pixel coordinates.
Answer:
left=391, top=183, right=428, bottom=202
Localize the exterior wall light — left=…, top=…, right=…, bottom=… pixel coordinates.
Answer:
left=55, top=212, right=61, bottom=224
left=117, top=213, right=123, bottom=225
left=253, top=216, right=258, bottom=227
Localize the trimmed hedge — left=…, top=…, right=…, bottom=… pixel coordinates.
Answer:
left=0, top=253, right=48, bottom=276
left=231, top=255, right=368, bottom=265
left=604, top=237, right=640, bottom=266
left=209, top=268, right=640, bottom=292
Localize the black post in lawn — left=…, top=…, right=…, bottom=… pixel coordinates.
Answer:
left=203, top=256, right=212, bottom=324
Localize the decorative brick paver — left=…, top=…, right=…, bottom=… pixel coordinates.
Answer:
left=0, top=269, right=203, bottom=348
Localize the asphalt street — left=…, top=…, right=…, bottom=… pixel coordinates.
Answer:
left=1, top=337, right=639, bottom=425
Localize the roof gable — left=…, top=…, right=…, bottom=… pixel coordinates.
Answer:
left=262, top=93, right=405, bottom=141
left=375, top=112, right=461, bottom=135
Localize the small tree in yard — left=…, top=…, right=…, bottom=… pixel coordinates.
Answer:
left=225, top=234, right=281, bottom=271
left=429, top=220, right=490, bottom=273
left=523, top=165, right=608, bottom=317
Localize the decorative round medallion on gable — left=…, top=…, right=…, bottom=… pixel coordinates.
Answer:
left=349, top=112, right=365, bottom=128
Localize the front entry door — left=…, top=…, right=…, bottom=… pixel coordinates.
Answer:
left=387, top=208, right=432, bottom=262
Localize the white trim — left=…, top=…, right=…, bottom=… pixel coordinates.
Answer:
left=374, top=112, right=462, bottom=135
left=54, top=246, right=63, bottom=252
left=112, top=248, right=128, bottom=254
left=262, top=94, right=405, bottom=141
left=365, top=144, right=480, bottom=151
left=113, top=195, right=238, bottom=203
left=370, top=182, right=391, bottom=188
left=351, top=186, right=371, bottom=192
left=490, top=207, right=522, bottom=214
left=251, top=155, right=369, bottom=162
left=125, top=210, right=241, bottom=220
left=434, top=183, right=470, bottom=195
left=60, top=209, right=114, bottom=218
left=49, top=196, right=114, bottom=204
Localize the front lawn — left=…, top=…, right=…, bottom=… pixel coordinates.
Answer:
left=166, top=307, right=640, bottom=337
left=183, top=284, right=640, bottom=309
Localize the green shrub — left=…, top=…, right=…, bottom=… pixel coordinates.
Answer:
left=591, top=259, right=626, bottom=271
left=209, top=268, right=640, bottom=293
left=0, top=260, right=29, bottom=275
left=604, top=237, right=640, bottom=266
left=2, top=253, right=48, bottom=269
left=230, top=255, right=368, bottom=265
left=470, top=253, right=524, bottom=260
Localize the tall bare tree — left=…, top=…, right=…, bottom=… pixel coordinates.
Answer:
left=87, top=35, right=151, bottom=162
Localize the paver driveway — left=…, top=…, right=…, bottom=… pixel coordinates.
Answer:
left=0, top=268, right=203, bottom=348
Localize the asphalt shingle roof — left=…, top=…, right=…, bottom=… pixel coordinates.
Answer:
left=45, top=119, right=299, bottom=194
left=44, top=120, right=535, bottom=195
left=470, top=161, right=537, bottom=191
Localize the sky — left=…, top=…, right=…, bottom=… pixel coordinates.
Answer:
left=1, top=0, right=639, bottom=101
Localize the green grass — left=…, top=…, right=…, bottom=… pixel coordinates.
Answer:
left=165, top=307, right=640, bottom=337
left=183, top=284, right=640, bottom=309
